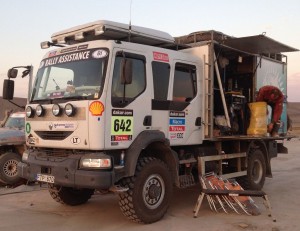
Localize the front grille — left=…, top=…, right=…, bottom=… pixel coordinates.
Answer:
left=35, top=149, right=74, bottom=158
left=35, top=131, right=73, bottom=140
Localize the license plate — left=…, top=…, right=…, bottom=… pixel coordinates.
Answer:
left=36, top=174, right=55, bottom=183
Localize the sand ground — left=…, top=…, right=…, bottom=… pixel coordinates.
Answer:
left=0, top=138, right=300, bottom=231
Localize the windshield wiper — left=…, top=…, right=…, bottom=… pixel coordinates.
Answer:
left=64, top=95, right=88, bottom=100
left=30, top=95, right=90, bottom=105
left=30, top=98, right=52, bottom=104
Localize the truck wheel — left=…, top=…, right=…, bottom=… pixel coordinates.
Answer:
left=118, top=157, right=173, bottom=223
left=0, top=152, right=22, bottom=185
left=48, top=184, right=94, bottom=206
left=238, top=149, right=266, bottom=190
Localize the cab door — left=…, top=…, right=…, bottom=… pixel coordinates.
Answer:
left=168, top=61, right=203, bottom=145
left=150, top=59, right=203, bottom=145
left=104, top=49, right=151, bottom=149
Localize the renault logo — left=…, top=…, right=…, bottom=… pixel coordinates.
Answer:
left=49, top=123, right=53, bottom=130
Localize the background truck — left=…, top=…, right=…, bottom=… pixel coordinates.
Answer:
left=0, top=111, right=25, bottom=185
left=2, top=20, right=298, bottom=223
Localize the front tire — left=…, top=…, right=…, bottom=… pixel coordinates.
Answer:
left=48, top=184, right=94, bottom=206
left=0, top=152, right=22, bottom=185
left=238, top=149, right=266, bottom=190
left=118, top=157, right=173, bottom=223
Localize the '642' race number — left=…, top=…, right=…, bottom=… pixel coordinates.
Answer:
left=111, top=117, right=133, bottom=135
left=114, top=119, right=132, bottom=132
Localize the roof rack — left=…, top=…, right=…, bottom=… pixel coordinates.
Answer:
left=50, top=20, right=175, bottom=47
left=175, top=30, right=298, bottom=54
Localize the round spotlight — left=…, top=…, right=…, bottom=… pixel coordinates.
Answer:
left=26, top=106, right=34, bottom=118
left=52, top=104, right=61, bottom=116
left=35, top=105, right=44, bottom=117
left=64, top=103, right=75, bottom=117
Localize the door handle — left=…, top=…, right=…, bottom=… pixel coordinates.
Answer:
left=143, top=115, right=152, bottom=126
left=195, top=117, right=202, bottom=126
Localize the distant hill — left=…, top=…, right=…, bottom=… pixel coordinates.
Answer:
left=0, top=97, right=26, bottom=120
left=288, top=102, right=300, bottom=135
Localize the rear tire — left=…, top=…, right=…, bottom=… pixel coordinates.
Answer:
left=238, top=149, right=266, bottom=190
left=0, top=152, right=22, bottom=185
left=48, top=184, right=94, bottom=206
left=118, top=157, right=173, bottom=223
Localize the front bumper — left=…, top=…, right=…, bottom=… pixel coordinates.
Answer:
left=18, top=151, right=115, bottom=189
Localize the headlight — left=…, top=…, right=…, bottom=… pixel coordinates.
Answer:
left=35, top=104, right=44, bottom=117
left=22, top=152, right=29, bottom=162
left=52, top=104, right=61, bottom=116
left=65, top=103, right=75, bottom=117
left=80, top=154, right=112, bottom=169
left=26, top=106, right=34, bottom=118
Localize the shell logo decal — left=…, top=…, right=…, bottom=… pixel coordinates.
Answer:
left=89, top=101, right=105, bottom=116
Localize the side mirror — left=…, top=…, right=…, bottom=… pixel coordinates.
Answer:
left=3, top=79, right=15, bottom=100
left=120, top=59, right=133, bottom=84
left=7, top=68, right=18, bottom=79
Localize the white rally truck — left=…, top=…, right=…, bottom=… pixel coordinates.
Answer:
left=2, top=20, right=298, bottom=223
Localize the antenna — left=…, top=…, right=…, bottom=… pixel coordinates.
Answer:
left=128, top=0, right=133, bottom=42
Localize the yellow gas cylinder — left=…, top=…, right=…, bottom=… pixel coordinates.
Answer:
left=247, top=102, right=268, bottom=136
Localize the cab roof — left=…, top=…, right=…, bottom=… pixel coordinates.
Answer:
left=51, top=20, right=175, bottom=47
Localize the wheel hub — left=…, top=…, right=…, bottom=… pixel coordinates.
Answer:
left=143, top=174, right=165, bottom=209
left=148, top=183, right=162, bottom=199
left=3, top=159, right=18, bottom=177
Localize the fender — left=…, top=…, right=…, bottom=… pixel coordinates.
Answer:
left=124, top=130, right=174, bottom=177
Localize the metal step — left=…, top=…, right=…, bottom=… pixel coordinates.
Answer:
left=179, top=174, right=195, bottom=188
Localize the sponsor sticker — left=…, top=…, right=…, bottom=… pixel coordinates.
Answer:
left=48, top=51, right=57, bottom=57
left=169, top=111, right=186, bottom=140
left=42, top=48, right=109, bottom=68
left=169, top=126, right=185, bottom=132
left=25, top=123, right=31, bottom=134
left=78, top=44, right=89, bottom=50
left=53, top=123, right=75, bottom=129
left=169, top=118, right=185, bottom=125
left=153, top=51, right=169, bottom=62
left=71, top=136, right=81, bottom=145
left=48, top=122, right=77, bottom=130
left=89, top=101, right=105, bottom=116
left=60, top=46, right=78, bottom=53
left=111, top=109, right=133, bottom=142
left=111, top=135, right=133, bottom=142
left=92, top=49, right=108, bottom=59
left=47, top=92, right=64, bottom=98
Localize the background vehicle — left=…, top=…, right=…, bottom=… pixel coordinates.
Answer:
left=0, top=111, right=25, bottom=185
left=2, top=20, right=298, bottom=223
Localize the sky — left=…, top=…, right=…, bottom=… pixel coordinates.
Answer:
left=0, top=0, right=299, bottom=101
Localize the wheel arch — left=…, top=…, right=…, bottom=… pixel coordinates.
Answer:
left=0, top=145, right=24, bottom=156
left=124, top=130, right=179, bottom=185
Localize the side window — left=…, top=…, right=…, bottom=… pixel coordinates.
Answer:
left=173, top=63, right=197, bottom=102
left=152, top=61, right=170, bottom=101
left=111, top=53, right=146, bottom=107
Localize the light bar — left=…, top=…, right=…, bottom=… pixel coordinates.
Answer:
left=95, top=26, right=105, bottom=35
left=75, top=32, right=84, bottom=40
left=57, top=37, right=66, bottom=44
left=50, top=20, right=175, bottom=46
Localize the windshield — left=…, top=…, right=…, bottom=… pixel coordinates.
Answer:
left=31, top=48, right=109, bottom=102
left=4, top=116, right=25, bottom=129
